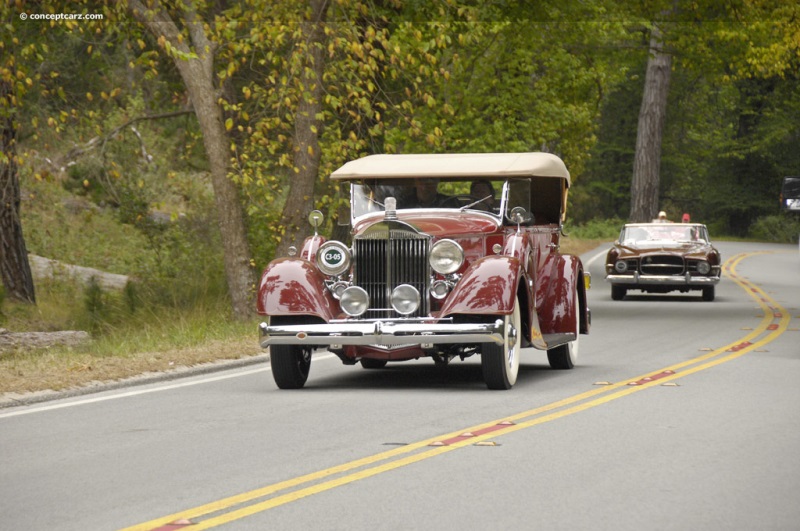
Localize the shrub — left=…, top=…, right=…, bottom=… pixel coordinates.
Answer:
left=748, top=214, right=800, bottom=243
left=564, top=217, right=625, bottom=240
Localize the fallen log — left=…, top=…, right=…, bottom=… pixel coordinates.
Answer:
left=28, top=254, right=129, bottom=291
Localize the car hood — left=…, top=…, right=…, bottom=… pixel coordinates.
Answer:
left=353, top=212, right=500, bottom=237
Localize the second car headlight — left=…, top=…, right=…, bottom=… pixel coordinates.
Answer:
left=429, top=239, right=464, bottom=275
left=696, top=260, right=711, bottom=274
left=316, top=241, right=351, bottom=276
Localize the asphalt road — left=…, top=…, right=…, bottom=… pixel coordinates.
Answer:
left=1, top=241, right=798, bottom=531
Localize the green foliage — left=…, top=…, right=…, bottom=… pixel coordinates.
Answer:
left=564, top=218, right=625, bottom=240
left=748, top=214, right=800, bottom=244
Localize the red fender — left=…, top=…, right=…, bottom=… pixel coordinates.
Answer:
left=537, top=254, right=584, bottom=336
left=300, top=234, right=326, bottom=262
left=256, top=258, right=338, bottom=321
left=439, top=255, right=520, bottom=316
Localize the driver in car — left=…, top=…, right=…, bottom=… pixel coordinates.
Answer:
left=412, top=178, right=448, bottom=207
left=470, top=180, right=496, bottom=211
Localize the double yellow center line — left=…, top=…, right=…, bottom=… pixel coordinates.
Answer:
left=123, top=251, right=791, bottom=530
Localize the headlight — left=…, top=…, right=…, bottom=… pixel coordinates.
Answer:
left=340, top=286, right=369, bottom=317
left=429, top=239, right=464, bottom=275
left=391, top=284, right=420, bottom=315
left=614, top=260, right=628, bottom=273
left=696, top=260, right=711, bottom=274
left=317, top=241, right=351, bottom=276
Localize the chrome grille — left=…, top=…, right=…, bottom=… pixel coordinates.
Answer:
left=640, top=255, right=684, bottom=276
left=353, top=228, right=430, bottom=319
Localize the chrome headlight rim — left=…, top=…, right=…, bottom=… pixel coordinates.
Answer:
left=429, top=239, right=464, bottom=275
left=696, top=260, right=711, bottom=274
left=316, top=241, right=351, bottom=277
left=430, top=279, right=451, bottom=300
left=614, top=260, right=628, bottom=273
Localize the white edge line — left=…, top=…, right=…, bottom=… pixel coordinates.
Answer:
left=585, top=247, right=609, bottom=269
left=0, top=353, right=336, bottom=419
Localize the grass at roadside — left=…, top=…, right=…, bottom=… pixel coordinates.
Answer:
left=0, top=304, right=263, bottom=396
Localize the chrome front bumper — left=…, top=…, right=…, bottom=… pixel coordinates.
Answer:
left=259, top=318, right=505, bottom=348
left=606, top=272, right=721, bottom=286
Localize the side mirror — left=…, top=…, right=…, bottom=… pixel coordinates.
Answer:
left=508, top=206, right=533, bottom=227
left=308, top=210, right=324, bottom=235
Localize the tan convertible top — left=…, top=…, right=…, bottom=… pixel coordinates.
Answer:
left=331, top=152, right=570, bottom=186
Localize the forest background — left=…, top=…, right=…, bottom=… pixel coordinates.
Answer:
left=1, top=0, right=799, bottom=394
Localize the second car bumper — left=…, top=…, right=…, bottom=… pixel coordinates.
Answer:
left=259, top=318, right=506, bottom=348
left=606, top=272, right=720, bottom=286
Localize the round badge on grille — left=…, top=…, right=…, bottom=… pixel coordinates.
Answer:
left=316, top=241, right=350, bottom=276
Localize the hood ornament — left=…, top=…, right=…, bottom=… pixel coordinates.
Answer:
left=384, top=197, right=397, bottom=220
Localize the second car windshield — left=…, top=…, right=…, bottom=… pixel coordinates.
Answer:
left=622, top=225, right=708, bottom=243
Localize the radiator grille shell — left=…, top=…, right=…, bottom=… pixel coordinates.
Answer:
left=353, top=224, right=431, bottom=319
left=639, top=255, right=685, bottom=276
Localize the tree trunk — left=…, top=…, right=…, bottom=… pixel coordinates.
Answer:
left=630, top=25, right=672, bottom=223
left=0, top=80, right=36, bottom=303
left=274, top=0, right=329, bottom=258
left=128, top=0, right=255, bottom=319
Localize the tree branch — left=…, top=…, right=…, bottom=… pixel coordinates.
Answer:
left=53, top=110, right=193, bottom=170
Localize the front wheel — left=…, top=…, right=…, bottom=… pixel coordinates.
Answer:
left=481, top=295, right=521, bottom=390
left=611, top=285, right=626, bottom=301
left=547, top=287, right=580, bottom=370
left=270, top=344, right=312, bottom=389
left=702, top=286, right=715, bottom=301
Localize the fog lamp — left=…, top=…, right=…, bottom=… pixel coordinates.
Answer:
left=340, top=286, right=369, bottom=317
left=614, top=260, right=628, bottom=273
left=697, top=261, right=711, bottom=274
left=391, top=284, right=420, bottom=315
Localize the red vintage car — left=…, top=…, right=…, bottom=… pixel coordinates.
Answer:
left=257, top=152, right=591, bottom=390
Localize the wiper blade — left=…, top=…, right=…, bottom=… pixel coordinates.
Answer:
left=459, top=195, right=492, bottom=211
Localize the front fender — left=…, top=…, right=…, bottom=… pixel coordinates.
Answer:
left=439, top=256, right=521, bottom=316
left=537, top=254, right=585, bottom=336
left=256, top=258, right=338, bottom=321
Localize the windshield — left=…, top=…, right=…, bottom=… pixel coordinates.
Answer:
left=621, top=225, right=709, bottom=244
left=351, top=178, right=502, bottom=218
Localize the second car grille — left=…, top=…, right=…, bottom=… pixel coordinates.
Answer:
left=640, top=255, right=685, bottom=276
left=353, top=228, right=431, bottom=319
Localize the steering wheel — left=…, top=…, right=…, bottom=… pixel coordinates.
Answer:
left=439, top=194, right=475, bottom=207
